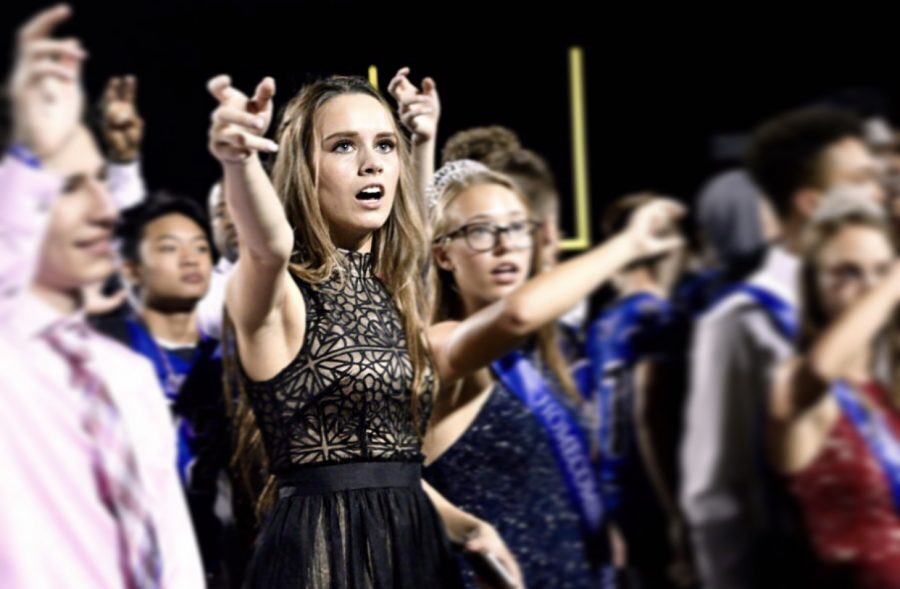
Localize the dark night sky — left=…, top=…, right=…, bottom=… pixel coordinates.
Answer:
left=2, top=2, right=897, bottom=249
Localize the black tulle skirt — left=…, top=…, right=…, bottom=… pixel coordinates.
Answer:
left=244, top=462, right=464, bottom=589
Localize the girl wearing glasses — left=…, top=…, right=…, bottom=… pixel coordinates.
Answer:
left=768, top=202, right=900, bottom=589
left=423, top=160, right=683, bottom=587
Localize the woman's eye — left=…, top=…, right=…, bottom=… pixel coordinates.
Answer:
left=832, top=265, right=863, bottom=282
left=468, top=225, right=493, bottom=238
left=333, top=140, right=354, bottom=153
left=376, top=140, right=396, bottom=153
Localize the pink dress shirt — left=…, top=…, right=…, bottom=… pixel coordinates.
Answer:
left=0, top=157, right=204, bottom=588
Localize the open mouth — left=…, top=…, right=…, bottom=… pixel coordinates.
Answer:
left=356, top=185, right=385, bottom=201
left=491, top=262, right=520, bottom=276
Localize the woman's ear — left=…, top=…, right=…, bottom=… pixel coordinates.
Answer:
left=433, top=242, right=455, bottom=272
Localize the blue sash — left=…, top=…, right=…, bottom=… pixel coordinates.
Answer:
left=588, top=297, right=650, bottom=514
left=738, top=284, right=798, bottom=342
left=707, top=283, right=798, bottom=342
left=124, top=317, right=208, bottom=399
left=832, top=380, right=900, bottom=512
left=492, top=351, right=604, bottom=533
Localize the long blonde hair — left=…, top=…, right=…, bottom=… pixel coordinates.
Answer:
left=226, top=76, right=432, bottom=519
left=430, top=169, right=581, bottom=403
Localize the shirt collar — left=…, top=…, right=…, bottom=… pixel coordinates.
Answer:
left=6, top=289, right=88, bottom=342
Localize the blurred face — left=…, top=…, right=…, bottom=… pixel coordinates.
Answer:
left=127, top=213, right=213, bottom=310
left=820, top=137, right=885, bottom=206
left=434, top=183, right=536, bottom=315
left=815, top=224, right=893, bottom=320
left=540, top=213, right=561, bottom=268
left=208, top=183, right=238, bottom=263
left=883, top=150, right=900, bottom=226
left=34, top=127, right=118, bottom=294
left=312, top=93, right=400, bottom=250
left=864, top=117, right=894, bottom=175
left=509, top=174, right=561, bottom=265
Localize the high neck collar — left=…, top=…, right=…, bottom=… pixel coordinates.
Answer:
left=337, top=248, right=374, bottom=277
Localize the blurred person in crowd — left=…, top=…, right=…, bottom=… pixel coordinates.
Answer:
left=587, top=193, right=695, bottom=588
left=0, top=6, right=203, bottom=587
left=768, top=200, right=900, bottom=589
left=91, top=193, right=238, bottom=586
left=198, top=180, right=237, bottom=339
left=674, top=169, right=780, bottom=318
left=681, top=105, right=884, bottom=589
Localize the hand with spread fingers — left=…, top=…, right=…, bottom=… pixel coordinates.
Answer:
left=9, top=4, right=87, bottom=160
left=623, top=198, right=686, bottom=258
left=388, top=66, right=440, bottom=146
left=207, top=74, right=279, bottom=165
left=100, top=75, right=144, bottom=163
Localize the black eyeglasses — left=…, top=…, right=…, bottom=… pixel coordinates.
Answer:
left=435, top=220, right=540, bottom=252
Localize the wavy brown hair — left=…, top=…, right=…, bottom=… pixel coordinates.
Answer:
left=225, top=76, right=432, bottom=519
left=430, top=169, right=580, bottom=404
left=798, top=208, right=895, bottom=351
left=797, top=207, right=900, bottom=406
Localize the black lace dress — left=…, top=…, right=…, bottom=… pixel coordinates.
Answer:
left=241, top=250, right=462, bottom=588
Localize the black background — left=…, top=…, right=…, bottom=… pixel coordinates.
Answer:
left=2, top=2, right=896, bottom=249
